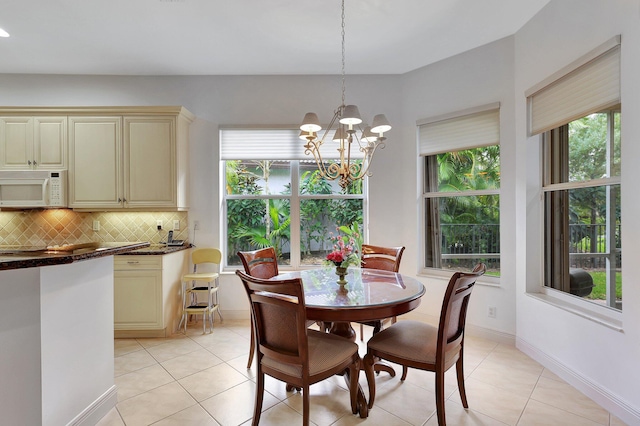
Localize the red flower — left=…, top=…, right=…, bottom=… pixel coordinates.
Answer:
left=326, top=251, right=344, bottom=263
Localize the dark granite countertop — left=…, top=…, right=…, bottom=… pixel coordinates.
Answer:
left=118, top=243, right=192, bottom=255
left=0, top=242, right=150, bottom=271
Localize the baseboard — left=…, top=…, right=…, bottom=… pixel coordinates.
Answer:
left=114, top=328, right=168, bottom=338
left=517, top=337, right=640, bottom=425
left=67, top=385, right=117, bottom=426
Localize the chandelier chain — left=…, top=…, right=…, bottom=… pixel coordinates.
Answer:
left=341, top=0, right=346, bottom=108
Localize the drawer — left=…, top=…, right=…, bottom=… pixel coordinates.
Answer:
left=114, top=255, right=162, bottom=270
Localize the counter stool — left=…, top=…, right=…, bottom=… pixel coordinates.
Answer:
left=178, top=248, right=223, bottom=333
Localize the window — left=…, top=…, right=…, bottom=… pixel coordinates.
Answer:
left=419, top=106, right=500, bottom=275
left=542, top=110, right=621, bottom=309
left=221, top=128, right=364, bottom=269
left=527, top=36, right=622, bottom=310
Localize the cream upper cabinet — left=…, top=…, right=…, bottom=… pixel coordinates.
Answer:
left=68, top=116, right=123, bottom=209
left=0, top=116, right=67, bottom=170
left=67, top=107, right=193, bottom=210
left=124, top=116, right=176, bottom=209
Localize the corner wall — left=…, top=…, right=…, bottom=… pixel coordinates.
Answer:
left=514, top=1, right=640, bottom=423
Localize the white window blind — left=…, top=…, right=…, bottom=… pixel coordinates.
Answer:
left=526, top=37, right=621, bottom=136
left=418, top=106, right=500, bottom=156
left=220, top=128, right=365, bottom=160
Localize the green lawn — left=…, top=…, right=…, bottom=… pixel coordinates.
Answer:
left=586, top=271, right=622, bottom=300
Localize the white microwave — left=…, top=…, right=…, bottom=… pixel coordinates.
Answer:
left=0, top=170, right=67, bottom=208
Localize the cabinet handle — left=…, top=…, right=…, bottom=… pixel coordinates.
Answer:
left=28, top=160, right=31, bottom=165
left=33, top=160, right=37, bottom=166
left=127, top=261, right=140, bottom=264
left=118, top=198, right=122, bottom=203
left=123, top=198, right=127, bottom=203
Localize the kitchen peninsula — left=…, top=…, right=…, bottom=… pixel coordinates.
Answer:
left=0, top=242, right=149, bottom=426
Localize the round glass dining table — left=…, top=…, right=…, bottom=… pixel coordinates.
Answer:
left=274, top=266, right=426, bottom=418
left=274, top=267, right=426, bottom=341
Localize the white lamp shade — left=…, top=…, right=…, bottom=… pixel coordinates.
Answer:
left=362, top=126, right=378, bottom=143
left=371, top=114, right=391, bottom=134
left=300, top=112, right=322, bottom=132
left=332, top=127, right=348, bottom=142
left=339, top=105, right=362, bottom=125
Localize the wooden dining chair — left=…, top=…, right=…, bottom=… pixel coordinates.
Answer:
left=237, top=247, right=279, bottom=368
left=363, top=263, right=486, bottom=426
left=358, top=244, right=405, bottom=340
left=236, top=270, right=360, bottom=426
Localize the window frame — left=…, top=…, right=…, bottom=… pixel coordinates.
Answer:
left=221, top=159, right=367, bottom=271
left=541, top=109, right=621, bottom=311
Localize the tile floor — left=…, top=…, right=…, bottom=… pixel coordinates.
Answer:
left=97, top=319, right=627, bottom=426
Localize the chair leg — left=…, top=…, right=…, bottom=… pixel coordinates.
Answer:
left=435, top=370, right=446, bottom=426
left=360, top=323, right=364, bottom=341
left=252, top=371, right=265, bottom=426
left=302, top=384, right=310, bottom=426
left=363, top=353, right=376, bottom=409
left=456, top=355, right=468, bottom=408
left=247, top=321, right=255, bottom=369
left=348, top=362, right=359, bottom=414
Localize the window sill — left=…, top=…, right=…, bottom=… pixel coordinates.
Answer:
left=418, top=268, right=500, bottom=287
left=527, top=288, right=623, bottom=332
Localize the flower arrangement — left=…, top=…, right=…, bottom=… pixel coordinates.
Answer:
left=324, top=227, right=361, bottom=269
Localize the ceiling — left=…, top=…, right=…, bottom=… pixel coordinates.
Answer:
left=0, top=0, right=550, bottom=76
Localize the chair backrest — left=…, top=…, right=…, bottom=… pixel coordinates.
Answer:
left=237, top=247, right=279, bottom=279
left=437, top=263, right=486, bottom=361
left=235, top=270, right=310, bottom=373
left=361, top=244, right=405, bottom=272
left=191, top=248, right=222, bottom=272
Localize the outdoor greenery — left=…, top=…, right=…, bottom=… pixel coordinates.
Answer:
left=226, top=160, right=363, bottom=265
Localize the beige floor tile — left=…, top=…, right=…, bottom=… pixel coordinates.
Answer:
left=481, top=349, right=544, bottom=378
left=95, top=407, right=125, bottom=426
left=115, top=364, right=176, bottom=402
left=540, top=368, right=564, bottom=383
left=370, top=378, right=438, bottom=425
left=153, top=404, right=221, bottom=426
left=469, top=360, right=541, bottom=397
left=198, top=332, right=253, bottom=362
left=135, top=333, right=188, bottom=349
left=161, top=348, right=224, bottom=380
left=114, top=338, right=144, bottom=357
left=200, top=380, right=280, bottom=425
left=240, top=401, right=304, bottom=426
left=146, top=338, right=202, bottom=363
left=178, top=362, right=249, bottom=401
left=258, top=374, right=297, bottom=401
left=518, top=399, right=604, bottom=426
left=114, top=349, right=158, bottom=377
left=116, top=382, right=197, bottom=426
left=333, top=406, right=412, bottom=426
left=283, top=380, right=357, bottom=426
left=226, top=353, right=257, bottom=380
left=530, top=377, right=609, bottom=425
left=448, top=377, right=529, bottom=425
left=424, top=400, right=509, bottom=426
left=400, top=367, right=461, bottom=400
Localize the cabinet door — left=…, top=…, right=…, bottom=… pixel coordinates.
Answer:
left=114, top=269, right=163, bottom=329
left=68, top=116, right=123, bottom=208
left=33, top=116, right=67, bottom=169
left=0, top=117, right=33, bottom=169
left=123, top=116, right=177, bottom=209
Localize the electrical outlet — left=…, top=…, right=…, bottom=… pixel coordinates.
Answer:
left=193, top=220, right=200, bottom=230
left=156, top=220, right=163, bottom=230
left=92, top=220, right=100, bottom=231
left=488, top=307, right=497, bottom=318
left=173, top=220, right=180, bottom=231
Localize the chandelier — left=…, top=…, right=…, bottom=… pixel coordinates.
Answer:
left=299, top=0, right=391, bottom=189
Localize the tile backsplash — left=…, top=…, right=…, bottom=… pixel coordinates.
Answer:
left=0, top=209, right=189, bottom=247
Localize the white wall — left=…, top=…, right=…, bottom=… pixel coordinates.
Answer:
left=514, top=1, right=640, bottom=423
left=400, top=36, right=518, bottom=337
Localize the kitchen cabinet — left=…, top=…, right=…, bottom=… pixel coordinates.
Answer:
left=0, top=116, right=67, bottom=170
left=114, top=250, right=189, bottom=337
left=68, top=107, right=193, bottom=210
